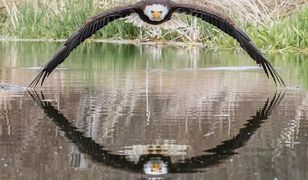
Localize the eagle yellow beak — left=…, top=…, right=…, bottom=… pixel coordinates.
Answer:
left=151, top=163, right=162, bottom=172
left=152, top=11, right=161, bottom=20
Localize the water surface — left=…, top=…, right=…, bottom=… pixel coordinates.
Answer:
left=0, top=42, right=308, bottom=180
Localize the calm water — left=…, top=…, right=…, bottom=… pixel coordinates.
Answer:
left=0, top=42, right=307, bottom=180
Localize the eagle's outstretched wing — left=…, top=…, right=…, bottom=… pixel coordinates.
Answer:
left=172, top=3, right=285, bottom=86
left=29, top=5, right=137, bottom=88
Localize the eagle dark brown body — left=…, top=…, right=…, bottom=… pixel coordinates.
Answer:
left=29, top=0, right=285, bottom=88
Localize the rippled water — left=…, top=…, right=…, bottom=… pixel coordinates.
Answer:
left=0, top=42, right=307, bottom=180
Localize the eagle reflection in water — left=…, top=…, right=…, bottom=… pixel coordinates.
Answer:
left=29, top=91, right=284, bottom=175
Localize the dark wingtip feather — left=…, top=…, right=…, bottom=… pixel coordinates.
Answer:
left=28, top=66, right=50, bottom=89
left=235, top=30, right=285, bottom=87
left=28, top=45, right=69, bottom=89
left=40, top=71, right=49, bottom=87
left=260, top=63, right=269, bottom=79
left=264, top=62, right=285, bottom=87
left=258, top=60, right=285, bottom=87
left=28, top=70, right=44, bottom=89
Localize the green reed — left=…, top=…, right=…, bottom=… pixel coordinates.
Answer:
left=246, top=8, right=308, bottom=52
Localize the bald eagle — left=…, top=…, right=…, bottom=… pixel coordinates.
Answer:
left=29, top=0, right=285, bottom=88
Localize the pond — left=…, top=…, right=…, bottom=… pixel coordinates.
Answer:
left=0, top=41, right=307, bottom=179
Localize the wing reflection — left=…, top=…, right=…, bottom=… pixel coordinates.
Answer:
left=29, top=90, right=284, bottom=174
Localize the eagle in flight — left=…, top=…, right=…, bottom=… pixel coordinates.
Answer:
left=29, top=0, right=285, bottom=88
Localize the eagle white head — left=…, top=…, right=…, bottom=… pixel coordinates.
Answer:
left=144, top=4, right=169, bottom=21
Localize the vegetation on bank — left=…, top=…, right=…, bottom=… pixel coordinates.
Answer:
left=0, top=0, right=307, bottom=52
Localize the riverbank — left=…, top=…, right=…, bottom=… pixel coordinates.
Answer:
left=1, top=0, right=307, bottom=52
left=0, top=37, right=204, bottom=47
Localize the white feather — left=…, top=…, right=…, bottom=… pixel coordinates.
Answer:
left=143, top=4, right=169, bottom=21
left=124, top=13, right=187, bottom=30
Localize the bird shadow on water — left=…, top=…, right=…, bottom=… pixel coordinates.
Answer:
left=28, top=90, right=285, bottom=176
